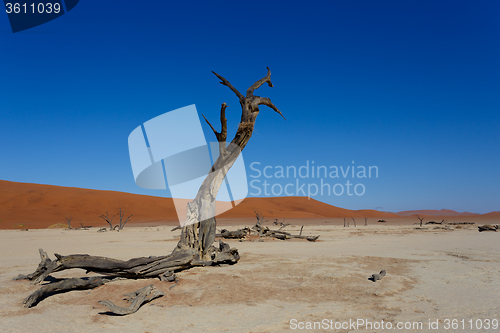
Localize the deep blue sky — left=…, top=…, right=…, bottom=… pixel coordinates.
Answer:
left=1, top=1, right=499, bottom=213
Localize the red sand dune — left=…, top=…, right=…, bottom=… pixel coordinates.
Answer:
left=483, top=211, right=500, bottom=217
left=0, top=180, right=495, bottom=229
left=0, top=180, right=398, bottom=229
left=218, top=196, right=399, bottom=219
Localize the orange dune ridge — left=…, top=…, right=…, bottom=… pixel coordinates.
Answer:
left=0, top=180, right=495, bottom=229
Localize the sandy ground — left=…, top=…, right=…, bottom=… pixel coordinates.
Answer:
left=0, top=223, right=499, bottom=333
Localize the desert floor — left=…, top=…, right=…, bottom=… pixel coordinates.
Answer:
left=0, top=223, right=499, bottom=332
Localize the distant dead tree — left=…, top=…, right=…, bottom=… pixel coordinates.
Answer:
left=344, top=218, right=346, bottom=227
left=18, top=68, right=284, bottom=313
left=116, top=208, right=132, bottom=231
left=64, top=216, right=73, bottom=229
left=416, top=215, right=424, bottom=227
left=351, top=217, right=356, bottom=227
left=364, top=218, right=367, bottom=226
left=99, top=212, right=116, bottom=231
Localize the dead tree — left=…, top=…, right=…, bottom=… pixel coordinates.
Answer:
left=17, top=68, right=285, bottom=312
left=99, top=212, right=115, bottom=231
left=65, top=216, right=73, bottom=229
left=416, top=215, right=424, bottom=227
left=117, top=208, right=132, bottom=231
left=351, top=217, right=356, bottom=227
left=364, top=218, right=367, bottom=226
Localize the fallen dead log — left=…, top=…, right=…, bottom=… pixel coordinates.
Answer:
left=425, top=220, right=443, bottom=225
left=16, top=239, right=239, bottom=308
left=478, top=225, right=498, bottom=232
left=216, top=228, right=249, bottom=239
left=251, top=213, right=319, bottom=241
left=447, top=222, right=475, bottom=225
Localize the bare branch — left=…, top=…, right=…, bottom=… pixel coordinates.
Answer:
left=202, top=103, right=228, bottom=144
left=247, top=67, right=273, bottom=97
left=255, top=97, right=286, bottom=120
left=202, top=114, right=218, bottom=136
left=212, top=71, right=244, bottom=99
left=219, top=103, right=227, bottom=142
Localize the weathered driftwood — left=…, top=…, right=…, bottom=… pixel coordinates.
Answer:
left=478, top=224, right=498, bottom=232
left=17, top=69, right=283, bottom=312
left=369, top=270, right=386, bottom=282
left=99, top=284, right=164, bottom=315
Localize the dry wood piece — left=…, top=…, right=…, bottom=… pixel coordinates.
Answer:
left=478, top=225, right=498, bottom=232
left=369, top=270, right=386, bottom=282
left=447, top=222, right=475, bottom=225
left=99, top=284, right=164, bottom=315
left=24, top=277, right=109, bottom=308
left=159, top=271, right=177, bottom=282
